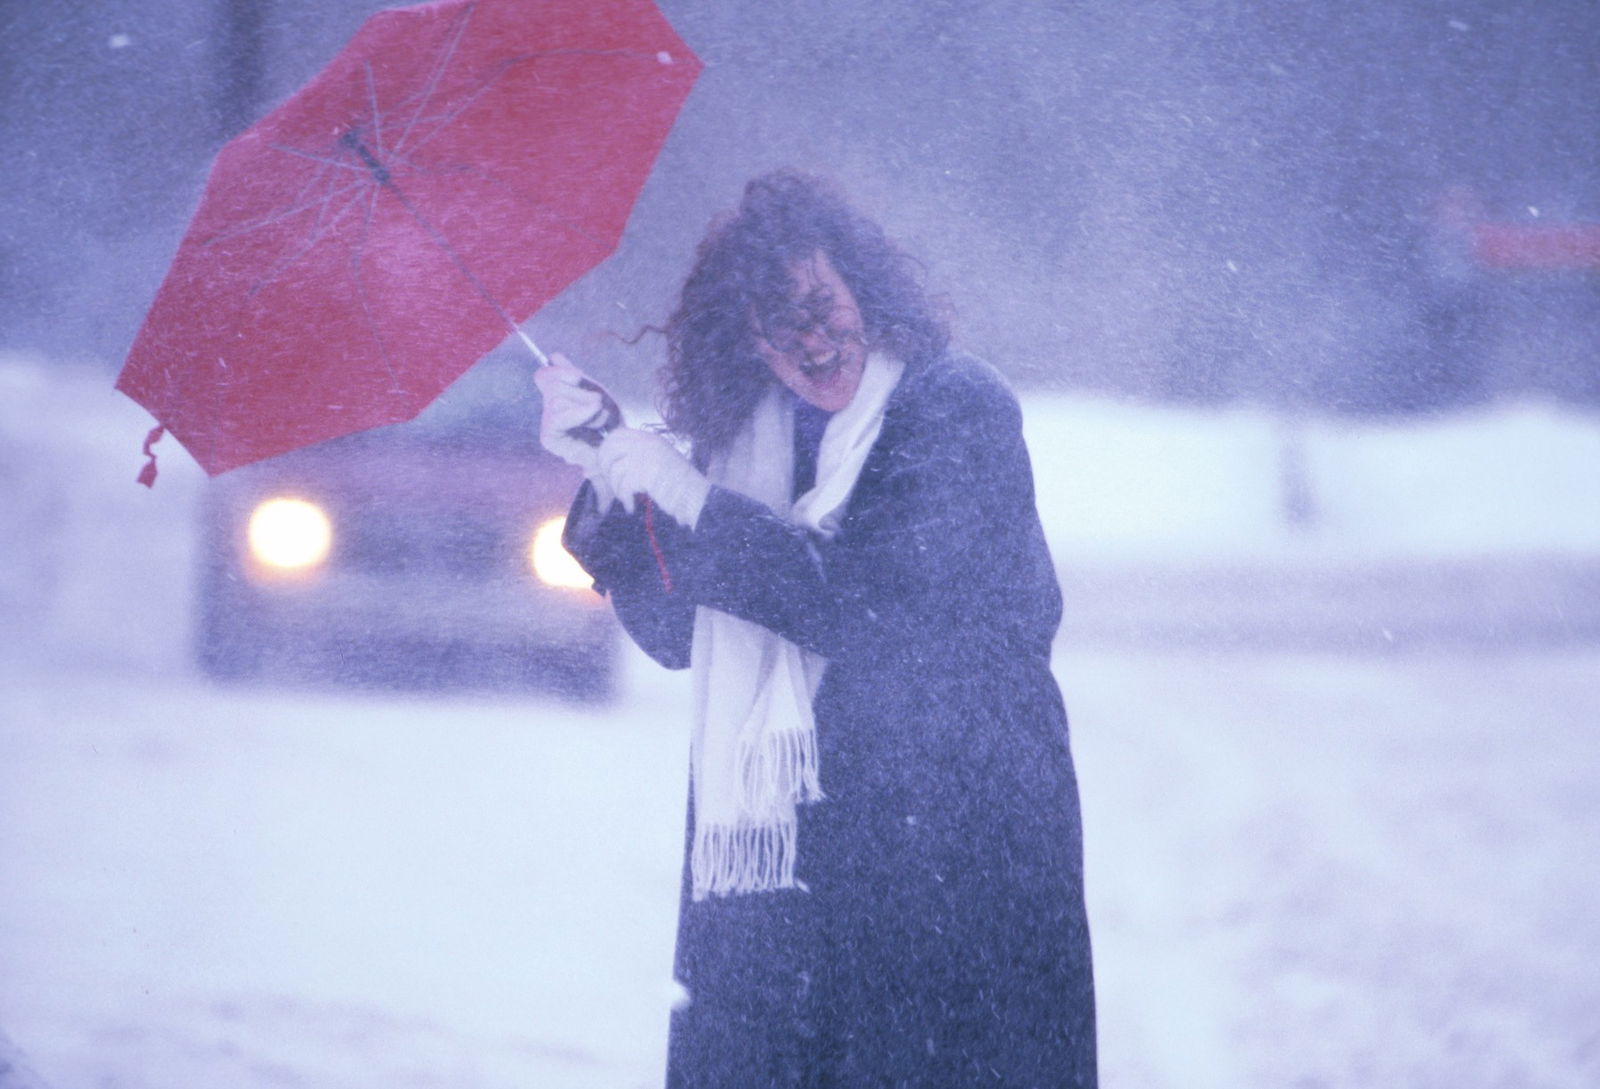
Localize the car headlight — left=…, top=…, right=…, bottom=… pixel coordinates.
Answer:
left=247, top=497, right=333, bottom=572
left=529, top=516, right=591, bottom=590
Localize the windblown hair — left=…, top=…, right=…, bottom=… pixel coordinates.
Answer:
left=660, top=170, right=949, bottom=460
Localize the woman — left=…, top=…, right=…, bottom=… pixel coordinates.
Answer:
left=535, top=171, right=1096, bottom=1087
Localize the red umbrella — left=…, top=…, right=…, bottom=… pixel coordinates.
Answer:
left=117, top=0, right=699, bottom=482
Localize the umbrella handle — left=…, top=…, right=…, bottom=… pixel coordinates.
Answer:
left=565, top=378, right=623, bottom=448
left=555, top=380, right=672, bottom=594
left=542, top=367, right=671, bottom=592
left=522, top=330, right=617, bottom=446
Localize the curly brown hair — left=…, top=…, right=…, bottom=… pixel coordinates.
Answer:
left=660, top=170, right=949, bottom=461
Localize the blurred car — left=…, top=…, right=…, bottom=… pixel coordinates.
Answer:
left=193, top=350, right=617, bottom=700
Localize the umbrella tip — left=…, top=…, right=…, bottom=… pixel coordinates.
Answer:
left=657, top=51, right=673, bottom=65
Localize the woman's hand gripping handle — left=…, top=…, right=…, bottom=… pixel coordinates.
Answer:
left=533, top=354, right=683, bottom=591
left=534, top=354, right=622, bottom=467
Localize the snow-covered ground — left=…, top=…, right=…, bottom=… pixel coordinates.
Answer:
left=5, top=641, right=1597, bottom=1089
left=3, top=352, right=1599, bottom=1087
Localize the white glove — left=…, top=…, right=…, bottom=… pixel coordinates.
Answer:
left=598, top=427, right=711, bottom=528
left=533, top=355, right=614, bottom=478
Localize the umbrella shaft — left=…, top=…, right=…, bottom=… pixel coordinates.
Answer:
left=346, top=130, right=549, bottom=367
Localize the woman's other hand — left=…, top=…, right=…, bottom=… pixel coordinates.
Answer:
left=533, top=354, right=616, bottom=476
left=598, top=428, right=711, bottom=528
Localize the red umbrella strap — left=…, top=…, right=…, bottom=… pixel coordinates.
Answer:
left=642, top=496, right=674, bottom=592
left=137, top=424, right=166, bottom=488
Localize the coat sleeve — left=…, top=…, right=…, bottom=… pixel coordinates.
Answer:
left=562, top=481, right=696, bottom=669
left=682, top=362, right=1062, bottom=665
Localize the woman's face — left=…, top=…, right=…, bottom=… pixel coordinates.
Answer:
left=753, top=250, right=868, bottom=413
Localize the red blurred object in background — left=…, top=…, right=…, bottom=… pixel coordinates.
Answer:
left=1472, top=222, right=1600, bottom=270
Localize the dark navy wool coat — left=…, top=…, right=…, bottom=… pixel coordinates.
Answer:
left=565, top=352, right=1096, bottom=1088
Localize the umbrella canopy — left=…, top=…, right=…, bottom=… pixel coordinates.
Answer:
left=117, top=0, right=700, bottom=478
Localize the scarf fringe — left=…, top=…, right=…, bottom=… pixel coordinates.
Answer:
left=689, top=729, right=823, bottom=900
left=737, top=719, right=825, bottom=816
left=691, top=817, right=802, bottom=900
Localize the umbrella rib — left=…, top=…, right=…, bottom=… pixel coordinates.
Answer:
left=201, top=176, right=366, bottom=248
left=246, top=185, right=365, bottom=296
left=311, top=161, right=353, bottom=236
left=202, top=158, right=336, bottom=247
left=393, top=0, right=477, bottom=156
left=293, top=156, right=347, bottom=227
left=389, top=72, right=506, bottom=153
left=394, top=55, right=533, bottom=151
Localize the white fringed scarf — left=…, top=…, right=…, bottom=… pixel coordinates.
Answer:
left=689, top=352, right=905, bottom=899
